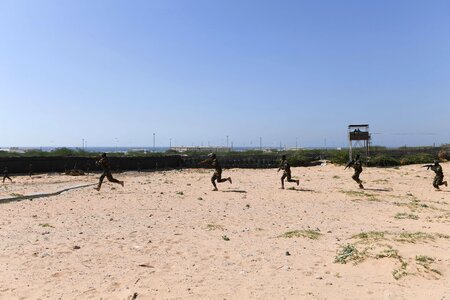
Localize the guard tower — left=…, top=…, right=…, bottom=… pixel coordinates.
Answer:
left=348, top=124, right=371, bottom=160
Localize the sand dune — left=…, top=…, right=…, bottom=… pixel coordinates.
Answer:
left=0, top=164, right=449, bottom=299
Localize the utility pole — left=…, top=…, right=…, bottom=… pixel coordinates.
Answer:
left=259, top=136, right=262, bottom=150
left=153, top=133, right=156, bottom=149
left=296, top=137, right=298, bottom=150
left=169, top=138, right=172, bottom=148
left=226, top=135, right=229, bottom=148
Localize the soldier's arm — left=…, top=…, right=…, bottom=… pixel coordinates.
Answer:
left=199, top=158, right=211, bottom=165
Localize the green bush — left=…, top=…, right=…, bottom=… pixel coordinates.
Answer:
left=287, top=152, right=314, bottom=166
left=330, top=150, right=349, bottom=165
left=400, top=153, right=434, bottom=165
left=368, top=155, right=400, bottom=167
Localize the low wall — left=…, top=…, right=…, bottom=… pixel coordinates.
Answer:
left=0, top=156, right=183, bottom=174
left=0, top=147, right=444, bottom=174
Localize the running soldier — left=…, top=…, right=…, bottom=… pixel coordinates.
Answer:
left=28, top=163, right=33, bottom=177
left=3, top=167, right=12, bottom=183
left=277, top=155, right=299, bottom=189
left=94, top=153, right=124, bottom=191
left=345, top=154, right=364, bottom=189
left=423, top=160, right=447, bottom=190
left=200, top=153, right=232, bottom=191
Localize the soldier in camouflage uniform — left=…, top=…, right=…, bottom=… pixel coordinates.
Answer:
left=278, top=155, right=299, bottom=189
left=345, top=154, right=364, bottom=189
left=28, top=163, right=33, bottom=178
left=94, top=153, right=124, bottom=191
left=200, top=153, right=232, bottom=191
left=3, top=167, right=12, bottom=183
left=427, top=161, right=447, bottom=190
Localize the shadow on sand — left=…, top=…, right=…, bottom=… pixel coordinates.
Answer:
left=363, top=188, right=392, bottom=192
left=286, top=187, right=315, bottom=192
left=222, top=190, right=247, bottom=193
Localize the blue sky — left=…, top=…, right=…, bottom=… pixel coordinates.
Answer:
left=0, top=0, right=449, bottom=148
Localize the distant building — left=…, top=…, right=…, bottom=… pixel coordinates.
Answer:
left=170, top=146, right=231, bottom=153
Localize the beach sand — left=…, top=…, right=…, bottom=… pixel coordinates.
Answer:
left=0, top=163, right=449, bottom=299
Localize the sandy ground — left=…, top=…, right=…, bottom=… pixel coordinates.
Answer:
left=0, top=163, right=449, bottom=300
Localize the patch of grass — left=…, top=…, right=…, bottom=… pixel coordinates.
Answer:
left=333, top=175, right=340, bottom=179
left=352, top=231, right=386, bottom=242
left=395, top=232, right=436, bottom=243
left=415, top=255, right=434, bottom=264
left=39, top=223, right=55, bottom=228
left=341, top=190, right=379, bottom=202
left=394, top=213, right=419, bottom=220
left=375, top=247, right=400, bottom=259
left=394, top=198, right=437, bottom=212
left=392, top=261, right=408, bottom=280
left=222, top=235, right=230, bottom=241
left=339, top=230, right=448, bottom=280
left=279, top=229, right=322, bottom=240
left=176, top=191, right=184, bottom=195
left=334, top=244, right=367, bottom=264
left=415, top=255, right=442, bottom=276
left=206, top=224, right=224, bottom=231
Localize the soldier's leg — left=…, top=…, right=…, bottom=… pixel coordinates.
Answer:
left=217, top=172, right=228, bottom=183
left=106, top=172, right=124, bottom=187
left=6, top=176, right=12, bottom=182
left=286, top=173, right=297, bottom=183
left=352, top=172, right=364, bottom=189
left=95, top=173, right=106, bottom=191
left=433, top=176, right=440, bottom=189
left=211, top=172, right=219, bottom=191
left=436, top=176, right=446, bottom=187
left=2, top=176, right=5, bottom=183
left=281, top=173, right=287, bottom=189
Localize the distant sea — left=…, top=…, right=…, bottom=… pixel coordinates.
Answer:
left=25, top=146, right=275, bottom=153
left=2, top=146, right=336, bottom=153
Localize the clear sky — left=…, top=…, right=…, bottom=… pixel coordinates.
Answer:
left=1, top=0, right=449, bottom=148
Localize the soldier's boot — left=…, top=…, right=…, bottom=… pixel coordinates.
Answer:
left=228, top=177, right=232, bottom=184
left=359, top=183, right=364, bottom=189
left=120, top=181, right=124, bottom=187
left=296, top=180, right=299, bottom=186
left=94, top=186, right=101, bottom=191
left=444, top=181, right=448, bottom=187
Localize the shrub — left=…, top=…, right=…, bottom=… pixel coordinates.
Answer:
left=400, top=153, right=434, bottom=165
left=368, top=155, right=400, bottom=167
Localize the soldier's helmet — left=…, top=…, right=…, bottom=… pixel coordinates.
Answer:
left=101, top=153, right=107, bottom=158
left=434, top=160, right=440, bottom=165
left=208, top=153, right=216, bottom=159
left=282, top=155, right=286, bottom=160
